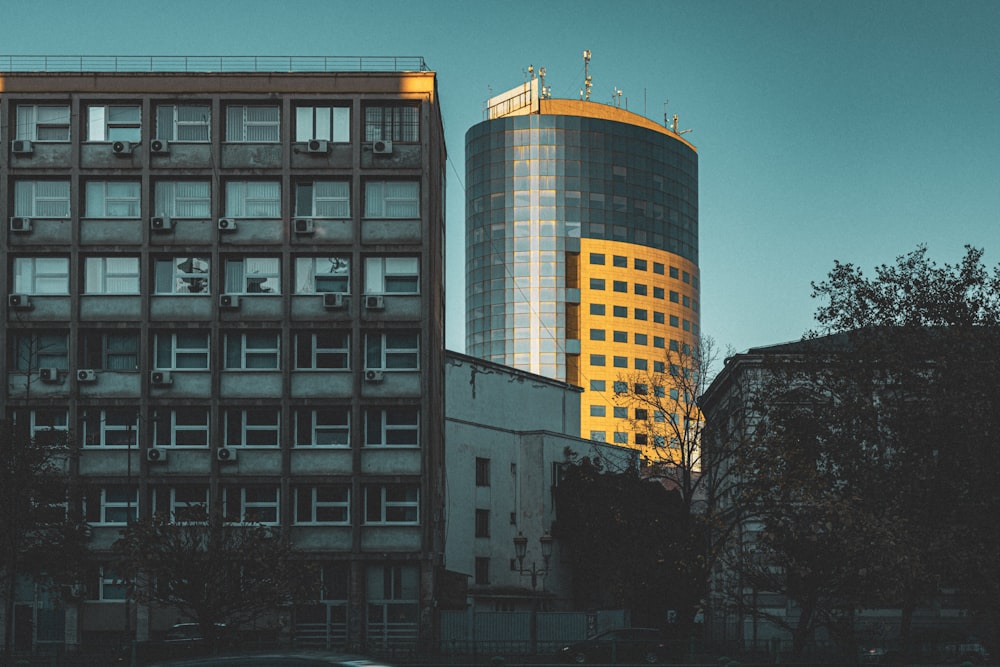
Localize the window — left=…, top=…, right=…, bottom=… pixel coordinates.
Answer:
left=589, top=253, right=605, bottom=265
left=364, top=104, right=418, bottom=142
left=295, top=486, right=350, bottom=524
left=590, top=304, right=606, bottom=316
left=590, top=405, right=606, bottom=417
left=150, top=256, right=208, bottom=295
left=475, top=558, right=490, bottom=586
left=155, top=104, right=210, bottom=142
left=87, top=486, right=138, bottom=524
left=154, top=332, right=210, bottom=370
left=13, top=257, right=69, bottom=294
left=590, top=380, right=606, bottom=391
left=81, top=331, right=139, bottom=370
left=613, top=281, right=627, bottom=293
left=613, top=356, right=628, bottom=368
left=635, top=383, right=649, bottom=395
left=613, top=331, right=628, bottom=343
left=613, top=306, right=627, bottom=318
left=295, top=181, right=350, bottom=218
left=225, top=408, right=280, bottom=447
left=84, top=257, right=140, bottom=294
left=96, top=566, right=128, bottom=601
left=589, top=329, right=606, bottom=341
left=670, top=267, right=680, bottom=279
left=296, top=105, right=350, bottom=142
left=590, top=431, right=606, bottom=442
left=683, top=295, right=691, bottom=308
left=295, top=257, right=349, bottom=294
left=295, top=331, right=349, bottom=370
left=670, top=291, right=679, bottom=303
left=635, top=284, right=648, bottom=296
left=366, top=332, right=419, bottom=370
left=589, top=278, right=605, bottom=290
left=154, top=181, right=211, bottom=219
left=155, top=486, right=209, bottom=523
left=364, top=181, right=419, bottom=218
left=670, top=315, right=680, bottom=327
left=613, top=407, right=628, bottom=419
left=475, top=458, right=490, bottom=487
left=590, top=354, right=605, bottom=366
left=364, top=485, right=419, bottom=524
left=13, top=181, right=70, bottom=218
left=365, top=257, right=418, bottom=294
left=654, top=312, right=665, bottom=324
left=654, top=262, right=665, bottom=275
left=15, top=105, right=70, bottom=141
left=635, top=258, right=647, bottom=271
left=12, top=332, right=68, bottom=370
left=225, top=257, right=280, bottom=294
left=84, top=181, right=140, bottom=218
left=225, top=181, right=280, bottom=218
left=635, top=333, right=648, bottom=346
left=27, top=409, right=68, bottom=443
left=226, top=105, right=279, bottom=142
left=475, top=509, right=490, bottom=538
left=653, top=361, right=666, bottom=373
left=82, top=408, right=139, bottom=447
left=365, top=407, right=419, bottom=447
left=614, top=432, right=629, bottom=444
left=86, top=105, right=141, bottom=142
left=613, top=381, right=628, bottom=393
left=224, top=486, right=280, bottom=525
left=295, top=407, right=350, bottom=447
left=366, top=565, right=419, bottom=638
left=154, top=408, right=210, bottom=447
left=613, top=255, right=627, bottom=268
left=635, top=309, right=648, bottom=321
left=654, top=336, right=665, bottom=348
left=224, top=332, right=280, bottom=369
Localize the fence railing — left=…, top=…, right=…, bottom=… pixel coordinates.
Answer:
left=0, top=55, right=429, bottom=73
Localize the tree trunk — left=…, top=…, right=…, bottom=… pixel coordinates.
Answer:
left=2, top=570, right=16, bottom=667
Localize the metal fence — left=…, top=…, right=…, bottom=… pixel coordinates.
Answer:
left=0, top=55, right=429, bottom=73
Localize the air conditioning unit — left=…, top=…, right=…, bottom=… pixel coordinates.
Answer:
left=146, top=447, right=168, bottom=463
left=219, top=294, right=240, bottom=309
left=8, top=294, right=32, bottom=310
left=39, top=368, right=61, bottom=383
left=365, top=295, right=385, bottom=310
left=293, top=218, right=315, bottom=234
left=111, top=141, right=133, bottom=155
left=9, top=217, right=32, bottom=233
left=307, top=139, right=329, bottom=153
left=323, top=293, right=346, bottom=309
left=217, top=218, right=237, bottom=231
left=150, top=216, right=174, bottom=232
left=364, top=369, right=384, bottom=383
left=150, top=370, right=173, bottom=386
left=150, top=139, right=169, bottom=154
left=11, top=139, right=34, bottom=154
left=216, top=447, right=238, bottom=462
left=77, top=369, right=97, bottom=383
left=373, top=139, right=393, bottom=155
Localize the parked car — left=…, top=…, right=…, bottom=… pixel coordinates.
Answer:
left=148, top=654, right=394, bottom=667
left=559, top=628, right=668, bottom=664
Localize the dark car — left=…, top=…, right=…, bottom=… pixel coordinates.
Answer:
left=559, top=628, right=668, bottom=664
left=148, top=653, right=394, bottom=667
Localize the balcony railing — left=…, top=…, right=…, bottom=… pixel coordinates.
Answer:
left=0, top=55, right=429, bottom=73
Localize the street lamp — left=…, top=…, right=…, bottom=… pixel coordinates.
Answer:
left=513, top=531, right=553, bottom=590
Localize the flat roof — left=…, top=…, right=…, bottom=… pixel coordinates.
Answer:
left=0, top=55, right=429, bottom=73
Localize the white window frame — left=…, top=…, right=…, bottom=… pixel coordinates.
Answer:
left=224, top=407, right=280, bottom=447
left=29, top=409, right=69, bottom=440
left=223, top=332, right=280, bottom=370
left=224, top=257, right=281, bottom=294
left=154, top=408, right=210, bottom=448
left=365, top=332, right=419, bottom=371
left=363, top=181, right=419, bottom=219
left=364, top=257, right=419, bottom=294
left=224, top=181, right=281, bottom=218
left=224, top=487, right=280, bottom=525
left=167, top=487, right=210, bottom=523
left=294, top=407, right=350, bottom=447
left=14, top=180, right=71, bottom=218
left=155, top=104, right=210, bottom=142
left=365, top=407, right=419, bottom=448
left=82, top=331, right=139, bottom=370
left=154, top=257, right=211, bottom=295
left=295, top=181, right=350, bottom=218
left=97, top=565, right=128, bottom=601
left=363, top=485, right=419, bottom=525
left=295, top=106, right=350, bottom=142
left=154, top=332, right=210, bottom=370
left=97, top=486, right=139, bottom=525
left=84, top=181, right=141, bottom=218
left=86, top=105, right=141, bottom=142
left=294, top=486, right=350, bottom=525
left=84, top=257, right=140, bottom=294
left=225, top=105, right=280, bottom=143
left=82, top=408, right=139, bottom=448
left=366, top=565, right=419, bottom=641
left=14, top=333, right=69, bottom=371
left=13, top=257, right=69, bottom=295
left=295, top=331, right=350, bottom=370
left=16, top=105, right=71, bottom=141
left=154, top=181, right=211, bottom=219
left=294, top=257, right=349, bottom=294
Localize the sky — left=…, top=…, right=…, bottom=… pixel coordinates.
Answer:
left=4, top=0, right=999, bottom=361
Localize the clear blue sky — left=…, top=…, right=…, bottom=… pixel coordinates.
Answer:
left=5, top=0, right=999, bottom=359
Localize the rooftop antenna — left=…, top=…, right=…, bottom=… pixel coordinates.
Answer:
left=582, top=50, right=593, bottom=101
left=613, top=87, right=623, bottom=108
left=539, top=67, right=550, bottom=99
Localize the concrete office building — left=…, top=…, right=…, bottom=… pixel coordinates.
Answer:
left=0, top=55, right=445, bottom=653
left=465, top=70, right=700, bottom=460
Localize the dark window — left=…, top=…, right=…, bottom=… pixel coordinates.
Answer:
left=475, top=509, right=490, bottom=537
left=475, top=557, right=490, bottom=585
left=475, top=457, right=490, bottom=486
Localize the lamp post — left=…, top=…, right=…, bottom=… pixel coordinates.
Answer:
left=513, top=531, right=553, bottom=655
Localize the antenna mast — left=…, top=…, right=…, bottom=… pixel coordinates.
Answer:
left=581, top=50, right=592, bottom=101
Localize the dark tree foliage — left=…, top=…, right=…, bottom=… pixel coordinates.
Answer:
left=553, top=457, right=703, bottom=635
left=114, top=511, right=317, bottom=640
